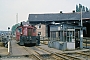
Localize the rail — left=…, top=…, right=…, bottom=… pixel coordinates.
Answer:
left=23, top=46, right=43, bottom=60
left=36, top=46, right=83, bottom=60
left=36, top=46, right=67, bottom=60
left=75, top=52, right=90, bottom=56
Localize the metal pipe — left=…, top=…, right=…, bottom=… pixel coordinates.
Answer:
left=81, top=8, right=82, bottom=26
left=8, top=41, right=10, bottom=53
left=16, top=13, right=18, bottom=24
left=80, top=8, right=83, bottom=49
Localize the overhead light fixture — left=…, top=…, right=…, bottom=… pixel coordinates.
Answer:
left=61, top=25, right=62, bottom=26
left=51, top=21, right=55, bottom=24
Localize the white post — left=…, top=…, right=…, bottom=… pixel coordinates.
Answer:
left=8, top=27, right=11, bottom=54
left=8, top=41, right=10, bottom=53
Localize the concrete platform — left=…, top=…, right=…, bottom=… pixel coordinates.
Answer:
left=11, top=40, right=29, bottom=56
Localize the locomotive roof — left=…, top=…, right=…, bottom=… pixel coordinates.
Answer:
left=16, top=25, right=36, bottom=29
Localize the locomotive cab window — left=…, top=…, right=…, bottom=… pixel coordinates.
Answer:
left=38, top=24, right=41, bottom=29
left=38, top=32, right=41, bottom=35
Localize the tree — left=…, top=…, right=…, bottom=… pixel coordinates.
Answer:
left=86, top=7, right=89, bottom=12
left=76, top=4, right=90, bottom=12
left=78, top=4, right=82, bottom=12
left=82, top=6, right=85, bottom=12
left=76, top=5, right=79, bottom=12
left=11, top=23, right=20, bottom=35
left=89, top=9, right=90, bottom=12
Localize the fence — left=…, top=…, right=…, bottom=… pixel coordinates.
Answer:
left=83, top=37, right=90, bottom=49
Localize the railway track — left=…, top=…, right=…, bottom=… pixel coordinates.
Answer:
left=37, top=46, right=86, bottom=60
left=23, top=37, right=90, bottom=60
left=33, top=46, right=63, bottom=60
left=61, top=50, right=90, bottom=60
left=74, top=51, right=90, bottom=59
left=23, top=46, right=58, bottom=60
left=75, top=52, right=90, bottom=56
left=22, top=46, right=43, bottom=60
left=10, top=40, right=90, bottom=60
left=34, top=46, right=63, bottom=60
left=23, top=46, right=73, bottom=60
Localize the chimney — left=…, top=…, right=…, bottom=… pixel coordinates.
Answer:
left=60, top=11, right=63, bottom=13
left=72, top=10, right=75, bottom=13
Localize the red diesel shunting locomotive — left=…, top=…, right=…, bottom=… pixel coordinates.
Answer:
left=16, top=22, right=40, bottom=46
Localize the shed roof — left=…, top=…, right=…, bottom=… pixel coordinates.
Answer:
left=50, top=23, right=86, bottom=31
left=28, top=12, right=90, bottom=22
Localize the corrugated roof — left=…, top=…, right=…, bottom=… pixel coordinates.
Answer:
left=28, top=12, right=90, bottom=22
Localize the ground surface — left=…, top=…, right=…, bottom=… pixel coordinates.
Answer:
left=0, top=40, right=90, bottom=60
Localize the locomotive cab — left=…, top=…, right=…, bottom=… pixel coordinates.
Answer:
left=16, top=25, right=40, bottom=46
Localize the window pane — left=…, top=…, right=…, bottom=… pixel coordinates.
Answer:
left=38, top=32, right=41, bottom=35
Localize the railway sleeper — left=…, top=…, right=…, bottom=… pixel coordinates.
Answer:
left=75, top=52, right=90, bottom=56
left=37, top=47, right=72, bottom=60
left=37, top=46, right=83, bottom=60
left=56, top=53, right=83, bottom=60
left=54, top=53, right=69, bottom=60
left=32, top=54, right=42, bottom=60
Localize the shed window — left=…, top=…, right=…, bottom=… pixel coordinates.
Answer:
left=38, top=25, right=41, bottom=29
left=38, top=32, right=41, bottom=35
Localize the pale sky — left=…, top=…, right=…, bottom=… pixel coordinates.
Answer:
left=0, top=0, right=90, bottom=31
